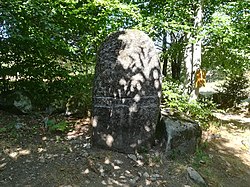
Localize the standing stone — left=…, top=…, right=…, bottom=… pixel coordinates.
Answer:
left=92, top=29, right=161, bottom=153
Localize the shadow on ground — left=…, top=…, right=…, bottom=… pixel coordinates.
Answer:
left=1, top=110, right=250, bottom=187
left=198, top=118, right=250, bottom=187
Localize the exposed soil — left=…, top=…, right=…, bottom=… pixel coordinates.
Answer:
left=0, top=110, right=250, bottom=187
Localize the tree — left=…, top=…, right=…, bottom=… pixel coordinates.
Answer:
left=0, top=0, right=140, bottom=108
left=136, top=0, right=249, bottom=100
left=184, top=0, right=203, bottom=100
left=202, top=0, right=250, bottom=73
left=0, top=0, right=249, bottom=109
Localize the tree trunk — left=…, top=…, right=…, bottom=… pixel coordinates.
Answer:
left=184, top=1, right=203, bottom=100
left=162, top=33, right=168, bottom=77
left=184, top=33, right=193, bottom=94
left=170, top=32, right=184, bottom=81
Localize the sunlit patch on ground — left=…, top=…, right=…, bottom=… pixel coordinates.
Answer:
left=66, top=118, right=91, bottom=140
left=4, top=147, right=31, bottom=160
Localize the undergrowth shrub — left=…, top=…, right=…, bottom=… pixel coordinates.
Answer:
left=13, top=74, right=93, bottom=112
left=162, top=78, right=215, bottom=129
left=215, top=70, right=249, bottom=108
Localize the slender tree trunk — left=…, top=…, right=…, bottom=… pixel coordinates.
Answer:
left=171, top=59, right=179, bottom=80
left=170, top=32, right=184, bottom=81
left=184, top=33, right=193, bottom=94
left=162, top=33, right=168, bottom=77
left=184, top=1, right=203, bottom=100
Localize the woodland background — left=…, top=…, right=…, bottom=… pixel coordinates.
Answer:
left=0, top=0, right=249, bottom=124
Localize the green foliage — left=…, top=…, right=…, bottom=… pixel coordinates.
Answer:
left=0, top=127, right=7, bottom=133
left=215, top=70, right=249, bottom=108
left=10, top=74, right=93, bottom=111
left=203, top=1, right=250, bottom=72
left=0, top=122, right=21, bottom=138
left=162, top=79, right=188, bottom=112
left=162, top=78, right=215, bottom=128
left=0, top=0, right=139, bottom=110
left=48, top=121, right=69, bottom=133
left=193, top=143, right=210, bottom=168
left=0, top=0, right=249, bottom=114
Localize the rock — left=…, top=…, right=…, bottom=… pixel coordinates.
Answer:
left=159, top=116, right=202, bottom=156
left=15, top=122, right=25, bottom=130
left=143, top=172, right=150, bottom=178
left=187, top=167, right=208, bottom=187
left=114, top=159, right=124, bottom=165
left=39, top=155, right=45, bottom=163
left=0, top=91, right=32, bottom=114
left=92, top=29, right=161, bottom=153
left=127, top=154, right=137, bottom=162
left=130, top=176, right=140, bottom=185
left=151, top=173, right=161, bottom=178
left=150, top=173, right=162, bottom=181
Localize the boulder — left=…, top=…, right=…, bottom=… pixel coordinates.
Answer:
left=0, top=91, right=32, bottom=114
left=92, top=29, right=161, bottom=153
left=160, top=115, right=202, bottom=156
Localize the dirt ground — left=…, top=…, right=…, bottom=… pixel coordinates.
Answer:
left=0, top=110, right=250, bottom=187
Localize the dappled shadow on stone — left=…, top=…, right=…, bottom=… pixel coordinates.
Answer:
left=92, top=29, right=161, bottom=153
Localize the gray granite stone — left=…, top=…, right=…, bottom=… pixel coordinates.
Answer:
left=92, top=29, right=161, bottom=153
left=160, top=116, right=202, bottom=156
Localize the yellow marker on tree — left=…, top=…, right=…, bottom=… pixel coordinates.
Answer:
left=195, top=69, right=206, bottom=88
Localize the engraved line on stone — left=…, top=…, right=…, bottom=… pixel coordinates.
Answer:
left=94, top=96, right=158, bottom=99
left=94, top=104, right=158, bottom=108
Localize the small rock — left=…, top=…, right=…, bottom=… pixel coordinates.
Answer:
left=127, top=154, right=137, bottom=162
left=150, top=173, right=161, bottom=182
left=150, top=177, right=157, bottom=182
left=143, top=172, right=150, bottom=178
left=81, top=152, right=89, bottom=157
left=187, top=167, right=208, bottom=187
left=199, top=160, right=206, bottom=164
left=83, top=143, right=91, bottom=149
left=151, top=174, right=161, bottom=178
left=100, top=172, right=105, bottom=177
left=113, top=165, right=120, bottom=170
left=114, top=159, right=123, bottom=165
left=136, top=159, right=144, bottom=166
left=136, top=154, right=144, bottom=160
left=130, top=176, right=140, bottom=185
left=210, top=133, right=221, bottom=140
left=0, top=163, right=7, bottom=170
left=39, top=156, right=45, bottom=163
left=15, top=122, right=24, bottom=130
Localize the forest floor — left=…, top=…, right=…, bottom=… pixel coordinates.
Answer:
left=0, top=109, right=250, bottom=187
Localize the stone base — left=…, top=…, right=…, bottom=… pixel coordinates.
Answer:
left=159, top=116, right=202, bottom=156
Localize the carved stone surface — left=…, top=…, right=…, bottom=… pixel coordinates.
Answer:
left=92, top=29, right=161, bottom=153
